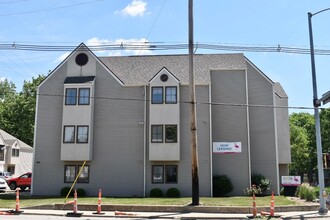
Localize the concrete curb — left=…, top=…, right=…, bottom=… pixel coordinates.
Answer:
left=24, top=203, right=320, bottom=214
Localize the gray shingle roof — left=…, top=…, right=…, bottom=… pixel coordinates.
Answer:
left=99, top=53, right=247, bottom=85
left=0, top=129, right=32, bottom=151
left=274, top=82, right=288, bottom=98
left=64, top=76, right=95, bottom=84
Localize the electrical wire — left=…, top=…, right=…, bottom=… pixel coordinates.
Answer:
left=2, top=42, right=330, bottom=55
left=0, top=0, right=104, bottom=17
left=36, top=92, right=329, bottom=111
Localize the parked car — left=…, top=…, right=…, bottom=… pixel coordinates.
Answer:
left=0, top=178, right=7, bottom=192
left=7, top=172, right=32, bottom=191
left=0, top=171, right=12, bottom=181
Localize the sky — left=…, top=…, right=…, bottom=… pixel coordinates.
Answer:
left=0, top=0, right=330, bottom=113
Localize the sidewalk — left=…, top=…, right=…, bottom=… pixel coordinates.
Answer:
left=1, top=208, right=330, bottom=219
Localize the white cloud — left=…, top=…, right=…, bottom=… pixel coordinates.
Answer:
left=55, top=52, right=71, bottom=63
left=0, top=77, right=7, bottom=82
left=86, top=37, right=153, bottom=56
left=118, top=0, right=147, bottom=17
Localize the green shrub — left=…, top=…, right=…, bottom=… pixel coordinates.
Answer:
left=150, top=188, right=163, bottom=197
left=251, top=173, right=271, bottom=195
left=314, top=186, right=330, bottom=198
left=60, top=187, right=73, bottom=197
left=243, top=185, right=262, bottom=196
left=297, top=183, right=316, bottom=202
left=213, top=175, right=233, bottom=197
left=61, top=187, right=86, bottom=197
left=76, top=188, right=86, bottom=197
left=166, top=188, right=180, bottom=198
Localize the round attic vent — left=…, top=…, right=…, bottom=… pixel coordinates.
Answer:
left=160, top=74, right=168, bottom=82
left=75, top=53, right=89, bottom=66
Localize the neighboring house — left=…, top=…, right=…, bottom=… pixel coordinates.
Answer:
left=0, top=129, right=33, bottom=176
left=32, top=43, right=290, bottom=197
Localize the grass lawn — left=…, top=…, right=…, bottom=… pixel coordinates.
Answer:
left=0, top=194, right=301, bottom=209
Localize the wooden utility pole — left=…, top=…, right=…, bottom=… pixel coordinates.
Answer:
left=188, top=0, right=199, bottom=206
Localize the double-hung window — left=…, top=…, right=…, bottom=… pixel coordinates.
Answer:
left=152, top=165, right=164, bottom=183
left=165, top=125, right=177, bottom=143
left=64, top=165, right=90, bottom=183
left=151, top=87, right=163, bottom=104
left=152, top=165, right=178, bottom=184
left=151, top=125, right=177, bottom=143
left=79, top=88, right=90, bottom=105
left=0, top=148, right=4, bottom=161
left=63, top=126, right=75, bottom=143
left=65, top=88, right=77, bottom=105
left=77, top=126, right=89, bottom=143
left=63, top=126, right=89, bottom=143
left=165, top=87, right=177, bottom=104
left=151, top=125, right=163, bottom=143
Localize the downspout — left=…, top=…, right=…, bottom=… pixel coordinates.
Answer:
left=273, top=89, right=280, bottom=195
left=209, top=84, right=213, bottom=197
left=245, top=69, right=251, bottom=187
left=143, top=85, right=147, bottom=197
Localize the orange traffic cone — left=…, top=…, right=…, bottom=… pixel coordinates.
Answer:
left=252, top=192, right=257, bottom=217
left=66, top=189, right=82, bottom=217
left=8, top=189, right=23, bottom=214
left=15, top=188, right=20, bottom=212
left=93, top=189, right=104, bottom=215
left=270, top=191, right=275, bottom=216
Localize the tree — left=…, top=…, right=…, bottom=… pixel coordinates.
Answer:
left=0, top=75, right=45, bottom=146
left=320, top=109, right=330, bottom=153
left=289, top=122, right=310, bottom=175
left=0, top=79, right=16, bottom=101
left=289, top=112, right=316, bottom=177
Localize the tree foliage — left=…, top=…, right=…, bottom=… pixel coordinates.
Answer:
left=0, top=75, right=45, bottom=146
left=320, top=109, right=330, bottom=152
left=289, top=110, right=330, bottom=178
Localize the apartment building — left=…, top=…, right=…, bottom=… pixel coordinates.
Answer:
left=32, top=43, right=290, bottom=196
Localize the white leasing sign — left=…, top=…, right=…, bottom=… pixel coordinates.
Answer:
left=281, top=176, right=301, bottom=186
left=213, top=142, right=242, bottom=154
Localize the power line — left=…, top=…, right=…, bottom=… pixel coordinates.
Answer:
left=0, top=0, right=104, bottom=17
left=2, top=42, right=330, bottom=55
left=36, top=93, right=329, bottom=111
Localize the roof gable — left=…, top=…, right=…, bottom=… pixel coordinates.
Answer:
left=149, top=67, right=180, bottom=84
left=39, top=43, right=124, bottom=89
left=0, top=129, right=32, bottom=150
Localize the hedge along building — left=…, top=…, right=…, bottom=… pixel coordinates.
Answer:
left=32, top=43, right=290, bottom=197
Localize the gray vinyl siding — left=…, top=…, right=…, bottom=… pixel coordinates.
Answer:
left=211, top=69, right=250, bottom=196
left=246, top=62, right=279, bottom=194
left=33, top=60, right=145, bottom=196
left=88, top=63, right=145, bottom=197
left=275, top=93, right=291, bottom=164
left=33, top=63, right=67, bottom=195
left=145, top=85, right=211, bottom=197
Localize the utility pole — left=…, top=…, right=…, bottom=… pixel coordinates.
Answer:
left=188, top=0, right=199, bottom=206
